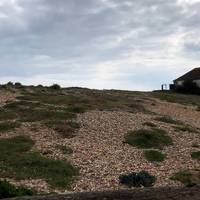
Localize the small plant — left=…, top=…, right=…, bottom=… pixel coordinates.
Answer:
left=0, top=121, right=21, bottom=132
left=50, top=84, right=61, bottom=90
left=14, top=82, right=22, bottom=87
left=144, top=150, right=165, bottom=162
left=191, top=151, right=200, bottom=160
left=124, top=128, right=172, bottom=149
left=171, top=169, right=200, bottom=187
left=155, top=116, right=182, bottom=125
left=0, top=180, right=35, bottom=199
left=119, top=171, right=156, bottom=188
left=143, top=122, right=157, bottom=127
left=66, top=106, right=85, bottom=113
left=6, top=82, right=14, bottom=86
left=173, top=125, right=198, bottom=133
left=57, top=145, right=73, bottom=154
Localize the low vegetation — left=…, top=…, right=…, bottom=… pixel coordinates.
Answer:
left=144, top=150, right=165, bottom=162
left=57, top=145, right=73, bottom=155
left=155, top=116, right=182, bottom=125
left=0, top=121, right=21, bottom=132
left=171, top=169, right=200, bottom=186
left=191, top=151, right=200, bottom=160
left=0, top=136, right=78, bottom=189
left=0, top=180, right=35, bottom=199
left=152, top=91, right=200, bottom=107
left=173, top=125, right=198, bottom=133
left=143, top=122, right=157, bottom=127
left=124, top=128, right=173, bottom=149
left=119, top=171, right=156, bottom=188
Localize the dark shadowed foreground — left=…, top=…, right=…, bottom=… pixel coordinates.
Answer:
left=4, top=186, right=200, bottom=200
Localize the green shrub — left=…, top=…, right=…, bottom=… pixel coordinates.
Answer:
left=0, top=180, right=35, bottom=199
left=14, top=82, right=22, bottom=87
left=50, top=84, right=61, bottom=90
left=119, top=171, right=156, bottom=188
left=143, top=122, right=157, bottom=127
left=144, top=150, right=165, bottom=162
left=0, top=121, right=21, bottom=132
left=124, top=128, right=172, bottom=149
left=155, top=116, right=182, bottom=125
left=191, top=151, right=200, bottom=160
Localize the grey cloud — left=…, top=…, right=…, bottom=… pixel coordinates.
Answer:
left=0, top=0, right=199, bottom=90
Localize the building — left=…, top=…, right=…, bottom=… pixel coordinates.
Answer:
left=173, top=68, right=200, bottom=88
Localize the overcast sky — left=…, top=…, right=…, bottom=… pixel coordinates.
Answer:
left=0, top=0, right=200, bottom=91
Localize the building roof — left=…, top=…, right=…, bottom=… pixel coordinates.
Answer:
left=174, top=68, right=200, bottom=82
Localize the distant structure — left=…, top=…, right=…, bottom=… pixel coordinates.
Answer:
left=170, top=68, right=200, bottom=90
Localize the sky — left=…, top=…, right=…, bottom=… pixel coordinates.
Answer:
left=0, top=0, right=200, bottom=91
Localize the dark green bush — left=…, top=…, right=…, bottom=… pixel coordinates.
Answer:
left=0, top=180, right=35, bottom=199
left=119, top=171, right=156, bottom=188
left=191, top=151, right=200, bottom=160
left=14, top=82, right=22, bottom=87
left=50, top=84, right=61, bottom=90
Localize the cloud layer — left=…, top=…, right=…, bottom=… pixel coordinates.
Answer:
left=0, top=0, right=200, bottom=90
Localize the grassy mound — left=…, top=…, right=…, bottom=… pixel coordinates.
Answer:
left=125, top=128, right=172, bottom=149
left=0, top=136, right=78, bottom=189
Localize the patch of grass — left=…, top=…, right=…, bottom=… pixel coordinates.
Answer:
left=45, top=120, right=76, bottom=138
left=0, top=121, right=21, bottom=132
left=0, top=180, right=35, bottom=199
left=57, top=145, right=73, bottom=155
left=124, top=128, right=173, bottom=149
left=152, top=91, right=200, bottom=107
left=0, top=108, right=17, bottom=121
left=173, top=125, right=198, bottom=133
left=155, top=116, right=182, bottom=125
left=0, top=136, right=78, bottom=189
left=144, top=150, right=165, bottom=162
left=191, top=151, right=200, bottom=160
left=171, top=169, right=200, bottom=186
left=143, top=122, right=157, bottom=127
